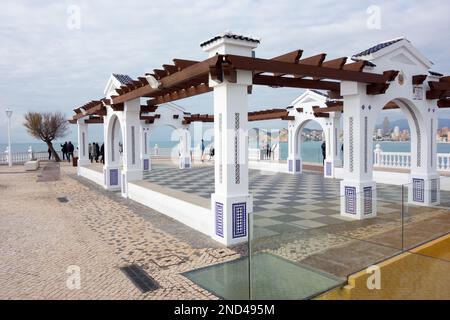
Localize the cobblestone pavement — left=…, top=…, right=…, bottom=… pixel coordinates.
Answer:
left=0, top=162, right=241, bottom=299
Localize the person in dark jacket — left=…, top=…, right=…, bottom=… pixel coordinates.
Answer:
left=321, top=141, right=326, bottom=164
left=48, top=147, right=52, bottom=160
left=100, top=143, right=104, bottom=163
left=67, top=141, right=74, bottom=162
left=94, top=143, right=100, bottom=162
left=60, top=142, right=67, bottom=160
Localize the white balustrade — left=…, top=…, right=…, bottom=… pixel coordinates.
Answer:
left=374, top=145, right=450, bottom=172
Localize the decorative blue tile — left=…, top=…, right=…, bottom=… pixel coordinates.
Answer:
left=110, top=169, right=119, bottom=186
left=363, top=187, right=372, bottom=215
left=215, top=202, right=224, bottom=238
left=143, top=159, right=149, bottom=171
left=288, top=160, right=293, bottom=172
left=326, top=162, right=332, bottom=177
left=296, top=159, right=301, bottom=172
left=345, top=186, right=356, bottom=214
left=232, top=202, right=247, bottom=238
left=413, top=178, right=424, bottom=202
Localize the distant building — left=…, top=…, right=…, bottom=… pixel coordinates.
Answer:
left=382, top=116, right=390, bottom=135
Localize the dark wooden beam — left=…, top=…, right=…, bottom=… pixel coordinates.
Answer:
left=253, top=74, right=340, bottom=91
left=429, top=81, right=450, bottom=91
left=111, top=103, right=124, bottom=111
left=85, top=117, right=104, bottom=124
left=313, top=105, right=343, bottom=113
left=163, top=64, right=179, bottom=75
left=438, top=99, right=450, bottom=108
left=224, top=54, right=390, bottom=84
left=271, top=50, right=303, bottom=63
left=412, top=75, right=428, bottom=85
left=427, top=90, right=449, bottom=100
left=173, top=59, right=199, bottom=70
left=343, top=61, right=368, bottom=72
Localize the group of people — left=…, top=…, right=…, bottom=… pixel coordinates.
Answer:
left=89, top=143, right=104, bottom=163
left=47, top=141, right=75, bottom=161
left=261, top=143, right=273, bottom=160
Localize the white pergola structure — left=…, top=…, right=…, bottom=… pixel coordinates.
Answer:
left=287, top=89, right=342, bottom=178
left=70, top=33, right=449, bottom=246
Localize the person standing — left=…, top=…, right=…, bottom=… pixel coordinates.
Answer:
left=88, top=143, right=93, bottom=163
left=321, top=141, right=326, bottom=164
left=67, top=141, right=74, bottom=162
left=60, top=142, right=67, bottom=161
left=266, top=142, right=270, bottom=160
left=48, top=147, right=52, bottom=160
left=95, top=143, right=100, bottom=163
left=100, top=143, right=104, bottom=164
left=92, top=143, right=97, bottom=163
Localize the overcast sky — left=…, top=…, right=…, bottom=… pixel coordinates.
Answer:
left=1, top=0, right=449, bottom=143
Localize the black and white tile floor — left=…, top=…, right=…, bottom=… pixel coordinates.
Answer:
left=143, top=166, right=413, bottom=238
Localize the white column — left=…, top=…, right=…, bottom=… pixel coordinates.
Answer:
left=287, top=121, right=301, bottom=174
left=203, top=34, right=257, bottom=246
left=408, top=102, right=440, bottom=206
left=340, top=82, right=377, bottom=219
left=121, top=98, right=143, bottom=197
left=140, top=123, right=151, bottom=172
left=77, top=119, right=90, bottom=171
left=324, top=113, right=342, bottom=178
left=179, top=126, right=192, bottom=169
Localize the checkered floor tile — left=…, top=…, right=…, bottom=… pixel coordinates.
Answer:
left=143, top=165, right=449, bottom=237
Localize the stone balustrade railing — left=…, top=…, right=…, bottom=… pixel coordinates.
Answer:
left=0, top=149, right=63, bottom=165
left=373, top=144, right=450, bottom=172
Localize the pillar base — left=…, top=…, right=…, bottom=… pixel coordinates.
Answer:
left=287, top=157, right=302, bottom=174
left=180, top=156, right=191, bottom=169
left=211, top=193, right=253, bottom=246
left=142, top=157, right=151, bottom=171
left=104, top=165, right=121, bottom=191
left=408, top=174, right=440, bottom=206
left=340, top=180, right=377, bottom=219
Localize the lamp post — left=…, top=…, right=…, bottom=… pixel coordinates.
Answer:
left=5, top=108, right=13, bottom=167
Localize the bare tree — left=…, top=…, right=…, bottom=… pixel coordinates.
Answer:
left=24, top=112, right=69, bottom=162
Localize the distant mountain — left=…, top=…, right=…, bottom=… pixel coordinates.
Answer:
left=375, top=118, right=450, bottom=131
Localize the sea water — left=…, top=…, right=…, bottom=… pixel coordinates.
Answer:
left=2, top=141, right=450, bottom=164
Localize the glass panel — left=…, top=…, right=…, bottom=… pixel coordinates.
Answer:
left=248, top=180, right=405, bottom=300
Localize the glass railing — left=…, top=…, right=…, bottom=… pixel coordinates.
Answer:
left=246, top=175, right=450, bottom=300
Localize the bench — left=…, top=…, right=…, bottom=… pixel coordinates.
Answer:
left=24, top=160, right=40, bottom=171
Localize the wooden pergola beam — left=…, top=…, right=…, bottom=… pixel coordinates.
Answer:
left=412, top=75, right=428, bottom=85
left=111, top=55, right=218, bottom=105
left=312, top=105, right=343, bottom=113
left=223, top=54, right=391, bottom=84
left=438, top=99, right=450, bottom=108
left=253, top=74, right=340, bottom=91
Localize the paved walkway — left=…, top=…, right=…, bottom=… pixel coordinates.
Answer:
left=0, top=162, right=240, bottom=299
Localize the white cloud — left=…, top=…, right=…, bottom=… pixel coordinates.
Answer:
left=0, top=0, right=449, bottom=142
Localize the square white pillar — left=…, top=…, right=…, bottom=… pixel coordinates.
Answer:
left=287, top=122, right=301, bottom=174
left=121, top=99, right=143, bottom=197
left=77, top=119, right=90, bottom=171
left=202, top=32, right=258, bottom=246
left=140, top=124, right=152, bottom=172
left=340, top=82, right=377, bottom=219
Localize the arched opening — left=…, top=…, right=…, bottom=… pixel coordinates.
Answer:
left=295, top=119, right=327, bottom=165
left=108, top=115, right=123, bottom=165
left=373, top=98, right=422, bottom=172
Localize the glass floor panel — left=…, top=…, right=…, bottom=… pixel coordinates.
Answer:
left=183, top=253, right=344, bottom=300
